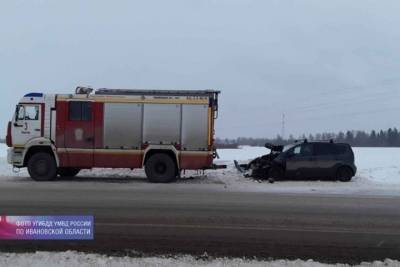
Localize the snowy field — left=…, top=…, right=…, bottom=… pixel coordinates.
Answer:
left=1, top=145, right=400, bottom=196
left=0, top=251, right=399, bottom=267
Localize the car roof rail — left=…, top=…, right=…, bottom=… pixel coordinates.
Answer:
left=312, top=139, right=335, bottom=143
left=294, top=139, right=308, bottom=143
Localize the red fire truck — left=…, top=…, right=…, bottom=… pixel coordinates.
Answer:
left=6, top=87, right=223, bottom=182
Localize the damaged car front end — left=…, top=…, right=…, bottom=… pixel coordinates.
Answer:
left=234, top=143, right=287, bottom=180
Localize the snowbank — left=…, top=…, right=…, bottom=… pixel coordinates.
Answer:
left=355, top=147, right=400, bottom=184
left=0, top=251, right=398, bottom=267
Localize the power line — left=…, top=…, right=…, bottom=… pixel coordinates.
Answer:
left=220, top=105, right=400, bottom=132
left=292, top=91, right=400, bottom=113
left=228, top=83, right=400, bottom=114
left=289, top=88, right=399, bottom=112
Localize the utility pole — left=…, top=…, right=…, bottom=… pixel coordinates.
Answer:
left=281, top=113, right=285, bottom=139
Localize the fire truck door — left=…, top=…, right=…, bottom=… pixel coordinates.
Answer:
left=64, top=101, right=94, bottom=167
left=13, top=104, right=42, bottom=146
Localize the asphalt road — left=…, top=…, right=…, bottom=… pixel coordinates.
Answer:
left=0, top=177, right=400, bottom=264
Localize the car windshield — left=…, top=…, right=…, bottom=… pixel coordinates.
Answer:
left=282, top=143, right=298, bottom=152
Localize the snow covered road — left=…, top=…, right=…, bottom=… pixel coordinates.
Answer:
left=1, top=184, right=400, bottom=264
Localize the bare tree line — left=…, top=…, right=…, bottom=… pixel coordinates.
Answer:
left=216, top=128, right=400, bottom=147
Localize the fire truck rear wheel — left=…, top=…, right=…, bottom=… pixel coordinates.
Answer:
left=57, top=168, right=81, bottom=178
left=145, top=153, right=177, bottom=183
left=27, top=152, right=57, bottom=181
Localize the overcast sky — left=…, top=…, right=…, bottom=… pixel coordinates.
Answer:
left=1, top=0, right=400, bottom=138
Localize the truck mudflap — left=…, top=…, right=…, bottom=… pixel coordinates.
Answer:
left=7, top=147, right=24, bottom=167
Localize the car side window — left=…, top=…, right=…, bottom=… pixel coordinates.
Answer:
left=286, top=145, right=301, bottom=157
left=333, top=144, right=348, bottom=155
left=289, top=144, right=312, bottom=157
left=300, top=144, right=313, bottom=156
left=314, top=143, right=335, bottom=156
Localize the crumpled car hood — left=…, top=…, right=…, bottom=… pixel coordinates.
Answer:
left=264, top=143, right=284, bottom=152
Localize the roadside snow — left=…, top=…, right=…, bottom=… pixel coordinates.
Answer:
left=0, top=144, right=7, bottom=158
left=355, top=147, right=400, bottom=185
left=0, top=251, right=399, bottom=267
left=2, top=144, right=400, bottom=196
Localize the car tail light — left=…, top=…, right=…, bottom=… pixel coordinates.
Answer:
left=6, top=121, right=12, bottom=147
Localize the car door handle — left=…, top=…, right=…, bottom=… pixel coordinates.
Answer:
left=34, top=129, right=41, bottom=132
left=14, top=123, right=23, bottom=127
left=86, top=137, right=94, bottom=142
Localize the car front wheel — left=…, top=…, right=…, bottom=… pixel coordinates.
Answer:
left=269, top=166, right=284, bottom=180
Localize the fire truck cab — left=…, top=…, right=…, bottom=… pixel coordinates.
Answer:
left=6, top=87, right=222, bottom=183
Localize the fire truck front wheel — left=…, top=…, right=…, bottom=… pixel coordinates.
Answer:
left=27, top=152, right=57, bottom=181
left=145, top=153, right=177, bottom=183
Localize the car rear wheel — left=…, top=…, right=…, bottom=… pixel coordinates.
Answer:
left=336, top=167, right=353, bottom=182
left=145, top=153, right=177, bottom=183
left=27, top=152, right=57, bottom=181
left=58, top=168, right=80, bottom=178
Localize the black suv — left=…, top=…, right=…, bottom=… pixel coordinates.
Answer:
left=236, top=140, right=357, bottom=182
